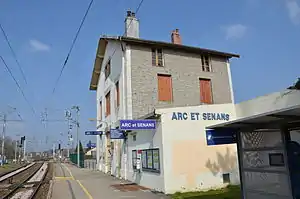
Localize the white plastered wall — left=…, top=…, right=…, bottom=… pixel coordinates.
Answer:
left=96, top=40, right=124, bottom=173
left=126, top=121, right=165, bottom=192
left=157, top=104, right=239, bottom=194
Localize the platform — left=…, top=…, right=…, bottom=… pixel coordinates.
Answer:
left=51, top=162, right=169, bottom=199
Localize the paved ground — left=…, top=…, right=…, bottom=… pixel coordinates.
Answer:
left=51, top=162, right=170, bottom=199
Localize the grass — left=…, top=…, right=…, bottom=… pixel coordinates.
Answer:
left=171, top=185, right=241, bottom=199
left=0, top=163, right=20, bottom=174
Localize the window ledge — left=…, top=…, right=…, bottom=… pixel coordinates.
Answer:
left=158, top=100, right=173, bottom=103
left=141, top=168, right=160, bottom=174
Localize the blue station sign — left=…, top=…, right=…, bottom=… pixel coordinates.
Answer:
left=87, top=142, right=96, bottom=148
left=110, top=129, right=125, bottom=139
left=206, top=129, right=237, bottom=146
left=120, top=120, right=156, bottom=130
left=85, top=131, right=102, bottom=135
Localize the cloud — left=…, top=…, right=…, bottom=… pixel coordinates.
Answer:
left=29, top=39, right=50, bottom=52
left=222, top=24, right=247, bottom=40
left=286, top=0, right=300, bottom=24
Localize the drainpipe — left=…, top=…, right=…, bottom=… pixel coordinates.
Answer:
left=122, top=38, right=129, bottom=180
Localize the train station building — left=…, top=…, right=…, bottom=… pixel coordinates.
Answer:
left=88, top=10, right=300, bottom=195
left=89, top=10, right=240, bottom=194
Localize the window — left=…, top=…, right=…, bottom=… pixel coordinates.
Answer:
left=105, top=60, right=111, bottom=80
left=132, top=150, right=137, bottom=170
left=116, top=81, right=120, bottom=107
left=142, top=148, right=160, bottom=172
left=223, top=173, right=230, bottom=184
left=152, top=48, right=163, bottom=66
left=99, top=101, right=102, bottom=120
left=199, top=78, right=212, bottom=104
left=105, top=92, right=111, bottom=116
left=269, top=153, right=285, bottom=166
left=132, top=134, right=136, bottom=141
left=157, top=74, right=172, bottom=101
left=201, top=55, right=211, bottom=72
left=132, top=148, right=160, bottom=172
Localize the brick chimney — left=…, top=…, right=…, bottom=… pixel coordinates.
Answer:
left=171, top=29, right=182, bottom=45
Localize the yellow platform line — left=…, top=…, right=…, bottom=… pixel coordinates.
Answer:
left=61, top=163, right=93, bottom=199
left=77, top=180, right=94, bottom=199
left=55, top=176, right=74, bottom=180
left=62, top=163, right=75, bottom=179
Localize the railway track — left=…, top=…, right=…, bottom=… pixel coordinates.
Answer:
left=0, top=162, right=49, bottom=199
left=0, top=164, right=28, bottom=179
left=0, top=163, right=35, bottom=183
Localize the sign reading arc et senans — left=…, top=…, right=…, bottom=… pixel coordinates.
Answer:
left=171, top=112, right=230, bottom=121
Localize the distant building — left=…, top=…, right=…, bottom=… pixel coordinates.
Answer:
left=89, top=11, right=240, bottom=193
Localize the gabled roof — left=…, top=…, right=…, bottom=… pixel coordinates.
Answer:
left=89, top=36, right=240, bottom=91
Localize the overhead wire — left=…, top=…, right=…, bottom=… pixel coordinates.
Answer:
left=43, top=0, right=94, bottom=135
left=0, top=55, right=37, bottom=116
left=0, top=21, right=39, bottom=122
left=45, top=0, right=145, bottom=130
left=108, top=0, right=145, bottom=60
left=0, top=23, right=28, bottom=85
left=52, top=0, right=94, bottom=95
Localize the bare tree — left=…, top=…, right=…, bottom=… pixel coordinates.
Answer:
left=0, top=136, right=16, bottom=159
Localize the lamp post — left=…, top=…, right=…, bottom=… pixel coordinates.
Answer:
left=14, top=134, right=20, bottom=162
left=72, top=106, right=80, bottom=168
left=0, top=106, right=23, bottom=158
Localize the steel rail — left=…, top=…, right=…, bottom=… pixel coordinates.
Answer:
left=28, top=163, right=49, bottom=199
left=0, top=163, right=35, bottom=183
left=1, top=162, right=44, bottom=199
left=0, top=164, right=26, bottom=178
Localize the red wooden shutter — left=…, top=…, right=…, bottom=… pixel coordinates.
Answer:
left=200, top=79, right=212, bottom=104
left=158, top=75, right=172, bottom=101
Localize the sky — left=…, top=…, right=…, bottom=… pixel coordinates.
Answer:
left=0, top=0, right=299, bottom=152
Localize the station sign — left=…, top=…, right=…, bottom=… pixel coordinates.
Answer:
left=120, top=120, right=156, bottom=130
left=87, top=142, right=96, bottom=148
left=85, top=131, right=102, bottom=135
left=172, top=112, right=230, bottom=121
left=206, top=129, right=237, bottom=146
left=110, top=129, right=125, bottom=139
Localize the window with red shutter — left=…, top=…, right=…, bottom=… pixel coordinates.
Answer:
left=105, top=92, right=111, bottom=116
left=158, top=74, right=172, bottom=101
left=200, top=78, right=212, bottom=104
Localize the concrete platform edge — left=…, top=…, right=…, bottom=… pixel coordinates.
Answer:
left=46, top=162, right=55, bottom=199
left=46, top=180, right=53, bottom=199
